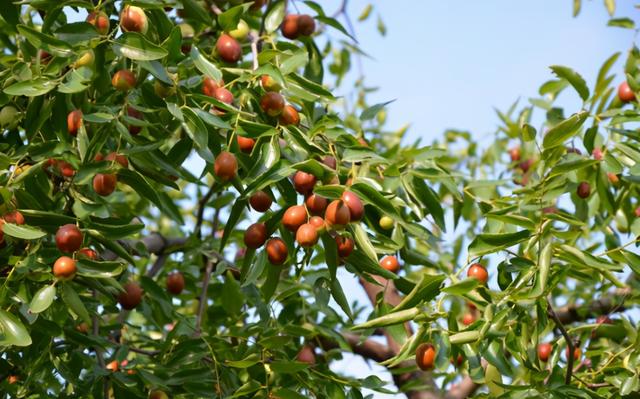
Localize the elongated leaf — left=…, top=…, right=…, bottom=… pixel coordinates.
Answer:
left=265, top=1, right=286, bottom=33
left=542, top=111, right=589, bottom=149
left=330, top=278, right=352, bottom=319
left=77, top=259, right=125, bottom=278
left=113, top=32, right=168, bottom=61
left=0, top=309, right=32, bottom=347
left=28, top=285, right=56, bottom=314
left=17, top=25, right=73, bottom=57
left=1, top=223, right=46, bottom=240
left=442, top=279, right=479, bottom=295
left=550, top=65, right=589, bottom=101
left=61, top=283, right=91, bottom=324
left=4, top=78, right=58, bottom=97
left=411, top=177, right=445, bottom=230
left=361, top=100, right=394, bottom=121
left=392, top=274, right=445, bottom=312
left=350, top=183, right=399, bottom=218
left=468, top=230, right=531, bottom=257
left=191, top=46, right=223, bottom=82
left=352, top=307, right=419, bottom=330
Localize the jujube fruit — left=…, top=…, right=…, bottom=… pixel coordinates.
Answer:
left=509, top=147, right=521, bottom=162
left=324, top=200, right=351, bottom=229
left=120, top=5, right=148, bottom=34
left=282, top=205, right=307, bottom=232
left=166, top=271, right=185, bottom=295
left=214, top=151, right=238, bottom=181
left=305, top=193, right=327, bottom=215
left=379, top=215, right=393, bottom=230
left=380, top=255, right=400, bottom=273
left=237, top=136, right=255, bottom=153
left=296, top=345, right=316, bottom=365
left=203, top=76, right=224, bottom=97
left=565, top=346, right=581, bottom=361
left=148, top=390, right=169, bottom=399
left=78, top=247, right=98, bottom=260
left=244, top=222, right=268, bottom=249
left=127, top=107, right=143, bottom=135
left=260, top=92, right=285, bottom=117
left=3, top=211, right=24, bottom=225
left=87, top=11, right=110, bottom=35
left=279, top=105, right=300, bottom=126
left=266, top=238, right=288, bottom=265
left=462, top=313, right=475, bottom=326
left=112, top=70, right=136, bottom=91
left=53, top=256, right=77, bottom=279
left=341, top=191, right=364, bottom=221
left=618, top=81, right=635, bottom=103
left=250, top=191, right=272, bottom=212
left=118, top=281, right=143, bottom=310
left=293, top=171, right=317, bottom=195
left=309, top=216, right=326, bottom=233
left=93, top=173, right=117, bottom=196
left=56, top=224, right=83, bottom=253
left=576, top=181, right=590, bottom=199
left=415, top=343, right=435, bottom=371
left=538, top=343, right=552, bottom=362
left=281, top=15, right=299, bottom=39
left=296, top=223, right=319, bottom=247
left=467, top=263, right=488, bottom=284
left=216, top=34, right=242, bottom=63
left=67, top=110, right=82, bottom=136
left=261, top=75, right=282, bottom=92
left=322, top=156, right=337, bottom=170
left=105, top=152, right=128, bottom=168
left=297, top=15, right=316, bottom=36
left=335, top=235, right=354, bottom=258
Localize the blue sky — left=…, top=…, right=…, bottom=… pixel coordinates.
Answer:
left=319, top=1, right=637, bottom=397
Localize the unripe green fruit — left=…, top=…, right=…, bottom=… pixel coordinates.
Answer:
left=0, top=106, right=20, bottom=128
left=229, top=19, right=249, bottom=40
left=74, top=50, right=95, bottom=68
left=379, top=216, right=393, bottom=230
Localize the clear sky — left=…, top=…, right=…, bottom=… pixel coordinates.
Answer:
left=319, top=1, right=637, bottom=397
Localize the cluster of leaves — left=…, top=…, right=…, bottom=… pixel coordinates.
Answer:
left=0, top=0, right=639, bottom=398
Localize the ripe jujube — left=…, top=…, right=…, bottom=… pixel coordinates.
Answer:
left=335, top=235, right=354, bottom=258
left=309, top=216, right=326, bottom=233
left=67, top=110, right=82, bottom=136
left=203, top=76, right=224, bottom=97
left=87, top=11, right=110, bottom=35
left=120, top=5, right=148, bottom=34
left=576, top=181, right=590, bottom=199
left=341, top=191, right=364, bottom=221
left=618, top=81, right=635, bottom=103
left=127, top=106, right=143, bottom=135
left=266, top=238, right=288, bottom=265
left=244, top=222, right=268, bottom=249
left=261, top=75, right=282, bottom=92
left=279, top=105, right=300, bottom=126
left=296, top=345, right=316, bottom=365
left=166, top=271, right=185, bottom=295
left=214, top=151, right=238, bottom=181
left=565, top=346, right=581, bottom=361
left=467, top=263, right=488, bottom=284
left=3, top=211, right=24, bottom=225
left=462, top=313, right=475, bottom=326
left=538, top=343, right=552, bottom=362
left=112, top=70, right=136, bottom=91
left=237, top=136, right=255, bottom=153
left=324, top=200, right=351, bottom=229
left=53, top=256, right=77, bottom=279
left=415, top=343, right=436, bottom=371
left=118, top=282, right=143, bottom=310
left=78, top=247, right=98, bottom=260
left=93, top=173, right=117, bottom=196
left=250, top=191, right=272, bottom=212
left=305, top=193, right=327, bottom=215
left=281, top=15, right=300, bottom=39
left=380, top=255, right=400, bottom=273
left=260, top=92, right=285, bottom=117
left=283, top=205, right=307, bottom=232
left=296, top=223, right=319, bottom=247
left=216, top=34, right=242, bottom=63
left=297, top=15, right=316, bottom=36
left=509, top=147, right=521, bottom=162
left=56, top=224, right=83, bottom=253
left=105, top=152, right=128, bottom=168
left=293, top=171, right=317, bottom=195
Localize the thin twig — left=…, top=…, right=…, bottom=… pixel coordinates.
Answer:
left=145, top=253, right=168, bottom=278
left=548, top=301, right=574, bottom=385
left=92, top=291, right=109, bottom=398
left=194, top=260, right=215, bottom=337
left=195, top=184, right=217, bottom=239
left=250, top=33, right=260, bottom=71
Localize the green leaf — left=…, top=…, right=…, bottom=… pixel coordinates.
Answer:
left=220, top=198, right=246, bottom=251
left=218, top=4, right=247, bottom=31
left=180, top=0, right=211, bottom=25
left=116, top=169, right=184, bottom=224
left=358, top=4, right=373, bottom=21
left=4, top=78, right=58, bottom=97
left=392, top=274, right=445, bottom=312
left=608, top=18, right=634, bottom=29
left=265, top=1, right=286, bottom=33
left=528, top=242, right=552, bottom=298
left=522, top=123, right=536, bottom=141
left=449, top=331, right=480, bottom=345
left=468, top=230, right=531, bottom=257
left=361, top=100, right=394, bottom=121
left=350, top=182, right=399, bottom=218
left=542, top=111, right=589, bottom=149
left=226, top=353, right=261, bottom=368
left=190, top=46, right=223, bottom=83
left=181, top=107, right=212, bottom=162
left=77, top=259, right=125, bottom=278
left=411, top=177, right=446, bottom=231
left=61, top=283, right=91, bottom=324
left=442, top=279, right=479, bottom=295
left=550, top=65, right=589, bottom=101
left=330, top=278, right=353, bottom=319
left=1, top=223, right=46, bottom=240
left=0, top=309, right=32, bottom=347
left=113, top=32, right=168, bottom=61
left=28, top=285, right=56, bottom=314
left=88, top=230, right=135, bottom=265
left=573, top=0, right=581, bottom=16
left=17, top=25, right=74, bottom=57
left=352, top=307, right=419, bottom=330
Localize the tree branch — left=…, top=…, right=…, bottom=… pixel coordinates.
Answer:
left=194, top=260, right=215, bottom=337
left=317, top=332, right=394, bottom=363
left=548, top=301, right=574, bottom=385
